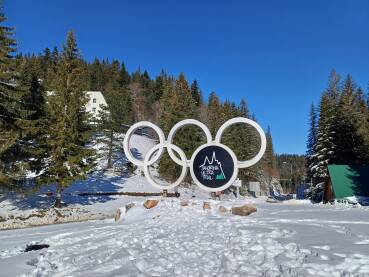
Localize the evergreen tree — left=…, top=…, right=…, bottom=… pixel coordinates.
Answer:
left=14, top=56, right=47, bottom=184
left=306, top=102, right=317, bottom=181
left=351, top=87, right=369, bottom=164
left=236, top=99, right=261, bottom=180
left=313, top=93, right=336, bottom=180
left=97, top=61, right=134, bottom=169
left=258, top=126, right=278, bottom=188
left=41, top=47, right=51, bottom=79
left=217, top=99, right=238, bottom=148
left=310, top=72, right=369, bottom=185
left=0, top=6, right=32, bottom=186
left=119, top=61, right=130, bottom=87
left=152, top=70, right=166, bottom=101
left=335, top=75, right=358, bottom=164
left=158, top=73, right=202, bottom=181
left=190, top=79, right=202, bottom=106
left=207, top=91, right=222, bottom=136
left=89, top=58, right=104, bottom=91
left=51, top=46, right=59, bottom=69
left=313, top=71, right=340, bottom=181
left=36, top=31, right=94, bottom=207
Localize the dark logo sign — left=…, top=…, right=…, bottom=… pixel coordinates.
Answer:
left=191, top=144, right=237, bottom=190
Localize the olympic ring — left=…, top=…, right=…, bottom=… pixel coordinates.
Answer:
left=215, top=117, right=267, bottom=168
left=123, top=121, right=165, bottom=167
left=143, top=143, right=188, bottom=190
left=123, top=117, right=266, bottom=191
left=167, top=119, right=212, bottom=166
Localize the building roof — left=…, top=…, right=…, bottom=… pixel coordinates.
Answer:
left=327, top=165, right=369, bottom=199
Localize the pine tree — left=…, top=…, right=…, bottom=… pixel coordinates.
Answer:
left=51, top=46, right=59, bottom=65
left=89, top=58, right=104, bottom=91
left=236, top=99, right=261, bottom=180
left=41, top=47, right=51, bottom=79
left=353, top=87, right=369, bottom=163
left=335, top=75, right=358, bottom=164
left=0, top=6, right=32, bottom=186
left=152, top=70, right=166, bottom=101
left=313, top=71, right=340, bottom=181
left=18, top=56, right=46, bottom=173
left=44, top=46, right=59, bottom=88
left=306, top=102, right=317, bottom=182
left=262, top=126, right=278, bottom=186
left=207, top=91, right=222, bottom=136
left=158, top=73, right=202, bottom=181
left=190, top=79, right=202, bottom=106
left=217, top=99, right=237, bottom=147
left=119, top=61, right=130, bottom=87
left=97, top=61, right=134, bottom=169
left=310, top=72, right=369, bottom=185
left=36, top=31, right=94, bottom=207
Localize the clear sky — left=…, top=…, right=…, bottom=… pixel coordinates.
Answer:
left=5, top=0, right=369, bottom=154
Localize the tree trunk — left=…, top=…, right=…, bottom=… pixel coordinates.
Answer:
left=54, top=184, right=62, bottom=208
left=107, top=128, right=114, bottom=169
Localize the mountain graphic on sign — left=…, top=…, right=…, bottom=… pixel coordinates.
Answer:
left=199, top=152, right=226, bottom=180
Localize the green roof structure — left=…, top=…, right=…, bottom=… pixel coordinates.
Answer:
left=327, top=165, right=369, bottom=199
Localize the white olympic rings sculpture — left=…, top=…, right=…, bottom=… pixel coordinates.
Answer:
left=123, top=117, right=267, bottom=192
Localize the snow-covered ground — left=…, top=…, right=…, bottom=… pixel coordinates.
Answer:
left=1, top=133, right=369, bottom=276
left=1, top=199, right=369, bottom=276
left=0, top=134, right=176, bottom=229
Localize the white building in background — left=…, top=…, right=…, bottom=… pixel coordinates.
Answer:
left=85, top=91, right=108, bottom=119
left=46, top=91, right=108, bottom=121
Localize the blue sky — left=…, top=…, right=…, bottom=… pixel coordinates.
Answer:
left=6, top=0, right=369, bottom=154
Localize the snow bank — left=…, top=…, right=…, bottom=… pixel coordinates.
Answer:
left=0, top=207, right=109, bottom=230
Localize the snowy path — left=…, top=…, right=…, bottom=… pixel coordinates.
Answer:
left=0, top=200, right=369, bottom=276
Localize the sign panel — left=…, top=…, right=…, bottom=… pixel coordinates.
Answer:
left=190, top=143, right=238, bottom=192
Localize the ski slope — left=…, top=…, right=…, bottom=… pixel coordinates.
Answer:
left=0, top=200, right=369, bottom=276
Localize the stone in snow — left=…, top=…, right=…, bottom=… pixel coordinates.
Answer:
left=115, top=203, right=135, bottom=222
left=180, top=200, right=189, bottom=206
left=143, top=200, right=159, bottom=209
left=218, top=206, right=228, bottom=213
left=231, top=204, right=257, bottom=216
left=203, top=202, right=211, bottom=210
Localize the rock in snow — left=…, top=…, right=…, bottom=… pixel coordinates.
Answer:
left=143, top=199, right=159, bottom=209
left=203, top=201, right=211, bottom=210
left=115, top=203, right=136, bottom=222
left=231, top=204, right=257, bottom=216
left=218, top=205, right=228, bottom=213
left=180, top=200, right=189, bottom=206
